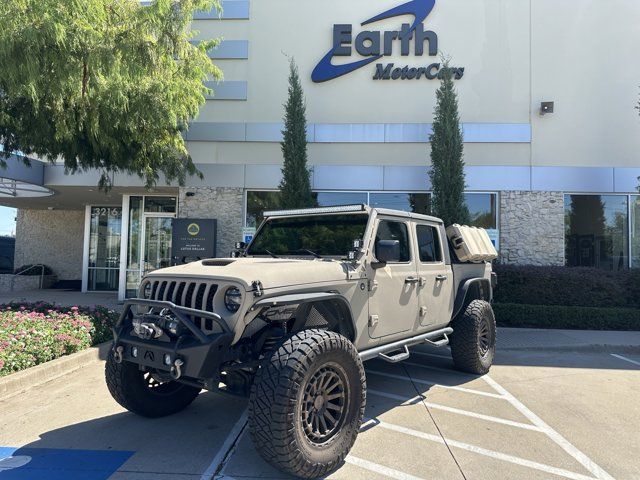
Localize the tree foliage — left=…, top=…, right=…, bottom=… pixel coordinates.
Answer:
left=0, top=0, right=221, bottom=189
left=428, top=57, right=470, bottom=227
left=279, top=58, right=315, bottom=209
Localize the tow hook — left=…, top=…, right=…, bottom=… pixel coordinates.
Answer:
left=170, top=359, right=184, bottom=380
left=113, top=346, right=124, bottom=364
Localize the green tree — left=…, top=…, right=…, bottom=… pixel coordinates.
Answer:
left=428, top=57, right=470, bottom=226
left=0, top=0, right=221, bottom=189
left=279, top=58, right=314, bottom=209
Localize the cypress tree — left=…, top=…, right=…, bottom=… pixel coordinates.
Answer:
left=428, top=58, right=470, bottom=226
left=280, top=58, right=315, bottom=209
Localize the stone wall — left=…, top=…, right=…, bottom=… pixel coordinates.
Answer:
left=499, top=191, right=565, bottom=266
left=178, top=187, right=244, bottom=258
left=14, top=209, right=85, bottom=280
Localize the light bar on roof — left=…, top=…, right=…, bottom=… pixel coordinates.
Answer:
left=264, top=204, right=366, bottom=217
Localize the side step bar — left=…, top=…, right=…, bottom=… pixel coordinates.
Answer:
left=359, top=327, right=453, bottom=363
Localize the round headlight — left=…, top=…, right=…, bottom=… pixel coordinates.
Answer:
left=142, top=282, right=152, bottom=299
left=224, top=287, right=242, bottom=312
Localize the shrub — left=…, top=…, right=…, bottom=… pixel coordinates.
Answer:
left=493, top=265, right=640, bottom=309
left=0, top=302, right=118, bottom=377
left=13, top=264, right=54, bottom=276
left=493, top=303, right=640, bottom=331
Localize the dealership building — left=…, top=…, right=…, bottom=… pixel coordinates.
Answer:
left=1, top=0, right=639, bottom=300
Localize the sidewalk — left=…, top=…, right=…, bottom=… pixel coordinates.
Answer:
left=0, top=290, right=121, bottom=311
left=498, top=327, right=640, bottom=352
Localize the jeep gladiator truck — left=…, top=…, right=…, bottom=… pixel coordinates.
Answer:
left=106, top=205, right=497, bottom=479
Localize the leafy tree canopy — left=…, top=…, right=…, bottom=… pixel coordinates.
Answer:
left=0, top=0, right=221, bottom=189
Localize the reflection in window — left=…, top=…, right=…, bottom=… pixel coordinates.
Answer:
left=246, top=191, right=283, bottom=229
left=564, top=195, right=629, bottom=271
left=375, top=221, right=411, bottom=262
left=144, top=196, right=177, bottom=213
left=631, top=196, right=640, bottom=269
left=369, top=193, right=431, bottom=215
left=88, top=207, right=121, bottom=291
left=314, top=192, right=367, bottom=208
left=416, top=225, right=442, bottom=262
left=465, top=193, right=497, bottom=229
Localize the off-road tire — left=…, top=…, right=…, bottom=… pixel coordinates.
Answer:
left=450, top=300, right=496, bottom=375
left=105, top=353, right=201, bottom=418
left=249, top=329, right=366, bottom=479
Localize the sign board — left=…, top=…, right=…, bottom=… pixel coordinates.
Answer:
left=172, top=219, right=217, bottom=264
left=242, top=227, right=256, bottom=244
left=486, top=229, right=500, bottom=251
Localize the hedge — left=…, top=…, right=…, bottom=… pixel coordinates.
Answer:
left=493, top=265, right=640, bottom=309
left=493, top=303, right=640, bottom=331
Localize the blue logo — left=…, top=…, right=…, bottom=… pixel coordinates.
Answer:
left=312, top=0, right=439, bottom=83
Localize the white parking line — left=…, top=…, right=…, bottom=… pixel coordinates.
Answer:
left=367, top=369, right=506, bottom=399
left=346, top=455, right=426, bottom=480
left=200, top=409, right=248, bottom=480
left=363, top=418, right=598, bottom=480
left=611, top=353, right=640, bottom=368
left=482, top=375, right=614, bottom=480
left=367, top=388, right=542, bottom=432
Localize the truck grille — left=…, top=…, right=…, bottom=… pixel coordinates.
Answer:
left=146, top=279, right=219, bottom=334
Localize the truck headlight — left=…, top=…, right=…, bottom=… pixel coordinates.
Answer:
left=224, top=287, right=242, bottom=312
left=142, top=282, right=152, bottom=299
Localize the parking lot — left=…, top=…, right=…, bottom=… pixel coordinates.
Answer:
left=1, top=345, right=639, bottom=480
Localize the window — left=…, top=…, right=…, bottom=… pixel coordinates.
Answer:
left=246, top=191, right=282, bottom=229
left=375, top=220, right=411, bottom=262
left=416, top=225, right=442, bottom=263
left=315, top=192, right=367, bottom=208
left=144, top=196, right=177, bottom=213
left=465, top=193, right=497, bottom=229
left=564, top=195, right=629, bottom=270
left=369, top=193, right=431, bottom=215
left=631, top=195, right=639, bottom=269
left=88, top=207, right=122, bottom=291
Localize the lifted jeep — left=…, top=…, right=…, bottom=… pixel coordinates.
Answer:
left=106, top=205, right=497, bottom=479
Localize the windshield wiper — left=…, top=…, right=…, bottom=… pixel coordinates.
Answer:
left=295, top=249, right=323, bottom=259
left=265, top=249, right=280, bottom=259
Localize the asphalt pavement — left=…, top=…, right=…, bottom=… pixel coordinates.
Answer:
left=0, top=344, right=639, bottom=480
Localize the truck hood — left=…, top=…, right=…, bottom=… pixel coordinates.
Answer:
left=146, top=257, right=350, bottom=290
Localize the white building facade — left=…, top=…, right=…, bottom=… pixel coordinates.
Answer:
left=1, top=0, right=639, bottom=300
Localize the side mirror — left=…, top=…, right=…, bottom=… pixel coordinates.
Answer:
left=374, top=239, right=400, bottom=267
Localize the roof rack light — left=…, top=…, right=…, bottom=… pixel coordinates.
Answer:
left=264, top=204, right=366, bottom=217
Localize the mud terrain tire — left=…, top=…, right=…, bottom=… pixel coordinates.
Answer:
left=249, top=329, right=366, bottom=479
left=105, top=353, right=201, bottom=418
left=450, top=300, right=496, bottom=375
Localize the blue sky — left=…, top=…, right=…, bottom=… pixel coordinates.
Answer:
left=0, top=206, right=16, bottom=236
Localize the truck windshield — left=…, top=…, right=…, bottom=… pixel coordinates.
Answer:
left=247, top=214, right=369, bottom=258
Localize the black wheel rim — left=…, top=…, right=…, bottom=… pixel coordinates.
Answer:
left=478, top=318, right=492, bottom=355
left=301, top=363, right=348, bottom=445
left=143, top=372, right=183, bottom=396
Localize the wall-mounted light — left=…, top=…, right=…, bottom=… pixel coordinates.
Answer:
left=540, top=101, right=555, bottom=115
left=186, top=191, right=196, bottom=197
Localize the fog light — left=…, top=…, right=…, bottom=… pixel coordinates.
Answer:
left=164, top=354, right=172, bottom=366
left=132, top=347, right=138, bottom=358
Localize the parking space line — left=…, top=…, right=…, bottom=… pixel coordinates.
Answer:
left=403, top=359, right=475, bottom=376
left=611, top=353, right=640, bottom=368
left=367, top=388, right=542, bottom=432
left=367, top=370, right=506, bottom=399
left=363, top=418, right=598, bottom=480
left=482, top=375, right=614, bottom=480
left=200, top=409, right=248, bottom=480
left=345, top=455, right=426, bottom=480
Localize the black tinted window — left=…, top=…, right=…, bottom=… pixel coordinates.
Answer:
left=416, top=225, right=442, bottom=263
left=375, top=221, right=411, bottom=262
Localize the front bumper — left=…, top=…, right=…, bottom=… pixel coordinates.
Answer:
left=112, top=299, right=234, bottom=381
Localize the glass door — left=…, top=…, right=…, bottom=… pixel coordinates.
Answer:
left=143, top=216, right=173, bottom=276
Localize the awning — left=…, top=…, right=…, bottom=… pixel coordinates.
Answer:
left=0, top=154, right=53, bottom=198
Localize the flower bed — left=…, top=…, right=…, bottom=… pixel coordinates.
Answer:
left=0, top=302, right=119, bottom=377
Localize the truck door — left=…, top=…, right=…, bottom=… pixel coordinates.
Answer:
left=368, top=218, right=420, bottom=339
left=415, top=223, right=454, bottom=329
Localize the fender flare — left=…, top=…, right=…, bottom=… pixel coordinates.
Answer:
left=252, top=292, right=357, bottom=341
left=451, top=277, right=493, bottom=321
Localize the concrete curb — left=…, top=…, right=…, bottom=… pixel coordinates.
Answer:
left=0, top=341, right=111, bottom=401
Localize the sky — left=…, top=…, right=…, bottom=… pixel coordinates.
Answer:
left=0, top=206, right=16, bottom=237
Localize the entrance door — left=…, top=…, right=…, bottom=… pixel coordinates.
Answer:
left=368, top=218, right=420, bottom=339
left=143, top=216, right=173, bottom=276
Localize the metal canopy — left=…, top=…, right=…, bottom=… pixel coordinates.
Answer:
left=0, top=155, right=53, bottom=198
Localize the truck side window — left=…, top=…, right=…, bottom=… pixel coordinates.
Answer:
left=416, top=225, right=442, bottom=263
left=375, top=220, right=411, bottom=262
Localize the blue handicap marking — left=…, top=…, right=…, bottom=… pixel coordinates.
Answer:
left=0, top=446, right=133, bottom=480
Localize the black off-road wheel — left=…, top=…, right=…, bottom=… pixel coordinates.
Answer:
left=450, top=300, right=496, bottom=375
left=105, top=354, right=201, bottom=418
left=249, top=329, right=366, bottom=479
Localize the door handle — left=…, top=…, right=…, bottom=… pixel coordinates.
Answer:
left=435, top=274, right=448, bottom=282
left=405, top=276, right=420, bottom=284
